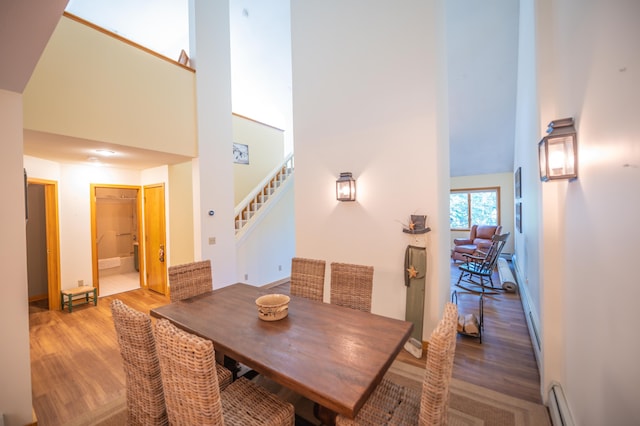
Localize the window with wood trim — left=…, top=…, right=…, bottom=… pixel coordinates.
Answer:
left=450, top=187, right=500, bottom=231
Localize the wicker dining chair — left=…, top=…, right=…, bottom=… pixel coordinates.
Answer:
left=290, top=257, right=326, bottom=302
left=110, top=299, right=168, bottom=426
left=154, top=319, right=295, bottom=426
left=335, top=302, right=458, bottom=426
left=168, top=259, right=214, bottom=302
left=167, top=259, right=233, bottom=388
left=330, top=262, right=374, bottom=313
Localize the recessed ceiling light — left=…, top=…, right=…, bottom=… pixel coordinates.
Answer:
left=95, top=149, right=116, bottom=156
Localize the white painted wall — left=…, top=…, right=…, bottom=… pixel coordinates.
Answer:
left=236, top=182, right=295, bottom=286
left=24, top=158, right=143, bottom=289
left=291, top=1, right=450, bottom=338
left=512, top=0, right=544, bottom=384
left=549, top=1, right=640, bottom=423
left=23, top=157, right=178, bottom=292
left=191, top=0, right=237, bottom=288
left=229, top=0, right=293, bottom=154
left=515, top=0, right=640, bottom=423
left=0, top=89, right=33, bottom=426
left=65, top=0, right=189, bottom=60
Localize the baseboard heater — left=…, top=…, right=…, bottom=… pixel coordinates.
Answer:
left=549, top=383, right=574, bottom=426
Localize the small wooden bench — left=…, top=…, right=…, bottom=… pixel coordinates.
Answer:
left=61, top=286, right=97, bottom=313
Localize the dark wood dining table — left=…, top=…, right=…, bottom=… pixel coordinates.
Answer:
left=150, top=283, right=413, bottom=420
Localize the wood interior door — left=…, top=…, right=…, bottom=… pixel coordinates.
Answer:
left=26, top=179, right=61, bottom=310
left=43, top=183, right=61, bottom=309
left=144, top=184, right=167, bottom=294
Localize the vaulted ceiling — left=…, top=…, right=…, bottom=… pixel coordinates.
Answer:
left=4, top=1, right=520, bottom=177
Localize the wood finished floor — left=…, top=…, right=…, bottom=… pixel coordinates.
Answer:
left=29, top=261, right=541, bottom=425
left=402, top=261, right=542, bottom=405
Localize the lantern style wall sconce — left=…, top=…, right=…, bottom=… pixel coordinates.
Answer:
left=538, top=117, right=578, bottom=182
left=336, top=172, right=356, bottom=201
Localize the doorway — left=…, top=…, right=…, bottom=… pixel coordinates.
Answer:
left=26, top=178, right=61, bottom=312
left=91, top=185, right=143, bottom=296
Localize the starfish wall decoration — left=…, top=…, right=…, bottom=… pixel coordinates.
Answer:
left=407, top=265, right=418, bottom=279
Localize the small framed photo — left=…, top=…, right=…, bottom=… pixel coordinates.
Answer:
left=515, top=167, right=522, bottom=199
left=516, top=202, right=522, bottom=233
left=233, top=143, right=249, bottom=164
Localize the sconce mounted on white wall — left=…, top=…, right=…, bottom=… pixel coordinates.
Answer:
left=538, top=117, right=578, bottom=182
left=336, top=172, right=356, bottom=201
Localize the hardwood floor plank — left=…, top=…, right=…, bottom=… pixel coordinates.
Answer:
left=30, top=261, right=542, bottom=425
left=449, top=261, right=542, bottom=404
left=29, top=289, right=169, bottom=426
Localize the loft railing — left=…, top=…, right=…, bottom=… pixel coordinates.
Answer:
left=234, top=153, right=294, bottom=236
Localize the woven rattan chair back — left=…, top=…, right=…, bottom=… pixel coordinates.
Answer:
left=154, top=318, right=225, bottom=425
left=419, top=302, right=458, bottom=425
left=334, top=302, right=458, bottom=425
left=290, top=257, right=326, bottom=302
left=154, top=319, right=294, bottom=425
left=166, top=261, right=233, bottom=390
left=110, top=299, right=168, bottom=426
left=330, top=262, right=374, bottom=313
left=169, top=259, right=213, bottom=302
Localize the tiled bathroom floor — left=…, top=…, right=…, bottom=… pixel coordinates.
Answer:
left=99, top=272, right=140, bottom=297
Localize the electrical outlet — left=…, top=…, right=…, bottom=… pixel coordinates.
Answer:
left=208, top=237, right=216, bottom=245
left=244, top=274, right=248, bottom=280
left=278, top=265, right=282, bottom=271
left=78, top=279, right=84, bottom=286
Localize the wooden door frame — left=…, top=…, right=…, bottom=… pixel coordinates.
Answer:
left=90, top=184, right=144, bottom=295
left=27, top=178, right=61, bottom=310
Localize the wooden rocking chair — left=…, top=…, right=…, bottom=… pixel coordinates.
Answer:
left=455, top=232, right=510, bottom=294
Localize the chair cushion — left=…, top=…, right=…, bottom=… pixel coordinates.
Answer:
left=454, top=244, right=476, bottom=255
left=453, top=237, right=473, bottom=245
left=475, top=225, right=498, bottom=239
left=451, top=244, right=477, bottom=262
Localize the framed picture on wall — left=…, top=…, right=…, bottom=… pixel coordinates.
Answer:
left=233, top=143, right=249, bottom=165
left=515, top=167, right=522, bottom=199
left=516, top=202, right=522, bottom=233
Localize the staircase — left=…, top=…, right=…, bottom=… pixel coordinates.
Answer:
left=234, top=153, right=294, bottom=237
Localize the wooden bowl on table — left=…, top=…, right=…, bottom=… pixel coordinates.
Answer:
left=255, top=294, right=290, bottom=321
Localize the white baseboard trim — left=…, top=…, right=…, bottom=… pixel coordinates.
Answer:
left=511, top=254, right=542, bottom=369
left=261, top=277, right=290, bottom=289
left=513, top=256, right=575, bottom=426
left=549, top=382, right=575, bottom=426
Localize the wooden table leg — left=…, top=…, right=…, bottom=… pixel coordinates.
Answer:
left=314, top=403, right=337, bottom=426
left=223, top=355, right=241, bottom=380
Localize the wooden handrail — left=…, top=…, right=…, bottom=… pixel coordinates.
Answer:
left=62, top=11, right=195, bottom=72
left=234, top=153, right=294, bottom=216
left=234, top=154, right=294, bottom=235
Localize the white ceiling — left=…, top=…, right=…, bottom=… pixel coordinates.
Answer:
left=445, top=0, right=519, bottom=176
left=9, top=1, right=520, bottom=175
left=23, top=130, right=192, bottom=170
left=0, top=0, right=68, bottom=93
